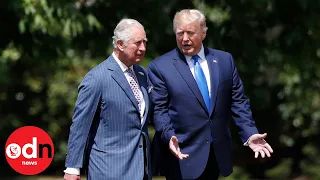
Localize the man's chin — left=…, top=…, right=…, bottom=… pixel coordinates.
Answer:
left=135, top=58, right=143, bottom=63
left=181, top=49, right=194, bottom=56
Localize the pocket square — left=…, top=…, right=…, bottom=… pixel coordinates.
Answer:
left=147, top=86, right=153, bottom=93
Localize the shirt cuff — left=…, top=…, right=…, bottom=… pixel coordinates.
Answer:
left=64, top=167, right=80, bottom=175
left=243, top=138, right=250, bottom=146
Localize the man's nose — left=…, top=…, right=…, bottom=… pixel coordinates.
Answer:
left=182, top=32, right=189, bottom=41
left=139, top=43, right=146, bottom=51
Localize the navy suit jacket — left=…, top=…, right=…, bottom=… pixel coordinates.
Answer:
left=148, top=47, right=259, bottom=179
left=65, top=55, right=152, bottom=180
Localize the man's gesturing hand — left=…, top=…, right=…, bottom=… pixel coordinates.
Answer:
left=248, top=133, right=273, bottom=158
left=169, top=136, right=189, bottom=160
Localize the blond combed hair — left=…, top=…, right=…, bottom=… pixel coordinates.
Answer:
left=173, top=9, right=208, bottom=33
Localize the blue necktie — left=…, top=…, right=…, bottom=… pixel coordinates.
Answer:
left=193, top=55, right=210, bottom=111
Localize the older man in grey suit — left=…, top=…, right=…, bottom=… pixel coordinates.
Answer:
left=63, top=18, right=152, bottom=180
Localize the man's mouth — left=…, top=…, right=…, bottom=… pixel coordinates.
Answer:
left=182, top=44, right=192, bottom=49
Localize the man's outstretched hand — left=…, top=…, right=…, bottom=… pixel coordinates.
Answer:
left=248, top=133, right=273, bottom=158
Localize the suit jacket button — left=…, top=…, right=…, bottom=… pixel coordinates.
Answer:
left=139, top=145, right=142, bottom=148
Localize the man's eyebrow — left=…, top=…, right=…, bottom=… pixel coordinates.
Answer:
left=134, top=38, right=148, bottom=42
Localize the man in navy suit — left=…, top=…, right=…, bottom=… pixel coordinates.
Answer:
left=148, top=9, right=273, bottom=180
left=64, top=18, right=152, bottom=180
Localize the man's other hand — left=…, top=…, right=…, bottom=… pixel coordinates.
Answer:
left=169, top=136, right=189, bottom=160
left=248, top=133, right=274, bottom=158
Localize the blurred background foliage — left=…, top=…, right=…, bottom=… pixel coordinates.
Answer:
left=1, top=0, right=320, bottom=179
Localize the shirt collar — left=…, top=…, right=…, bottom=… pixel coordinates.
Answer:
left=184, top=45, right=206, bottom=62
left=112, top=52, right=133, bottom=72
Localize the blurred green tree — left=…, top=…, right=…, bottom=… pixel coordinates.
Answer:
left=1, top=0, right=320, bottom=179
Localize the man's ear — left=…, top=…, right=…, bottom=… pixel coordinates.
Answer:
left=117, top=40, right=125, bottom=51
left=201, top=30, right=207, bottom=41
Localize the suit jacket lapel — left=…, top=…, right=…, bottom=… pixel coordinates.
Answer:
left=205, top=47, right=219, bottom=117
left=108, top=56, right=140, bottom=111
left=173, top=49, right=208, bottom=113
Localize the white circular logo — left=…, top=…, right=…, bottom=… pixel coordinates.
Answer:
left=6, top=143, right=21, bottom=159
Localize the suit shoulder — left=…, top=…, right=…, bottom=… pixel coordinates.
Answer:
left=88, top=60, right=107, bottom=74
left=150, top=49, right=176, bottom=64
left=207, top=47, right=235, bottom=65
left=81, top=59, right=110, bottom=83
left=208, top=48, right=232, bottom=57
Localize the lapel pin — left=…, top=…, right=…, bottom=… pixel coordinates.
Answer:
left=138, top=72, right=144, bottom=76
left=213, top=59, right=217, bottom=63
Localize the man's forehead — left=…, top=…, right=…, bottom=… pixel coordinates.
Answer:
left=131, top=36, right=147, bottom=41
left=176, top=23, right=198, bottom=31
left=176, top=28, right=197, bottom=32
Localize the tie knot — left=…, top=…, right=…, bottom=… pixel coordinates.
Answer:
left=192, top=55, right=199, bottom=64
left=126, top=68, right=138, bottom=80
left=126, top=68, right=134, bottom=75
left=126, top=68, right=133, bottom=72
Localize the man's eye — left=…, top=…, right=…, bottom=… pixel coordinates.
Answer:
left=176, top=32, right=183, bottom=36
left=187, top=32, right=195, bottom=36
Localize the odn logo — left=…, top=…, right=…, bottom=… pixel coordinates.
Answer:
left=5, top=126, right=54, bottom=175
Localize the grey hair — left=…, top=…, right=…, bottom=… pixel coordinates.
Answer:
left=173, top=9, right=208, bottom=33
left=112, top=18, right=145, bottom=48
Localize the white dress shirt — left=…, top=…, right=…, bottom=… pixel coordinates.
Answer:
left=185, top=45, right=211, bottom=97
left=64, top=53, right=146, bottom=175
